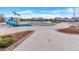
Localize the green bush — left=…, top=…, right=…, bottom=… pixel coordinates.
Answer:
left=0, top=35, right=13, bottom=48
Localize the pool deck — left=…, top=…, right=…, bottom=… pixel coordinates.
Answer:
left=0, top=22, right=68, bottom=36
left=1, top=22, right=79, bottom=51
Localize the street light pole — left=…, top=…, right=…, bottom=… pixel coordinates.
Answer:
left=73, top=8, right=76, bottom=26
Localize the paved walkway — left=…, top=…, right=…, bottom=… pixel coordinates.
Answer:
left=0, top=26, right=52, bottom=36
left=13, top=23, right=79, bottom=51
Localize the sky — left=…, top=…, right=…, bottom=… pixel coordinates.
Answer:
left=0, top=7, right=79, bottom=18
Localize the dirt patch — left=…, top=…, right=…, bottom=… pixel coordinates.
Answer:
left=57, top=26, right=79, bottom=34
left=0, top=30, right=34, bottom=51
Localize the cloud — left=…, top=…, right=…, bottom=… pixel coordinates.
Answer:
left=20, top=14, right=53, bottom=19
left=17, top=10, right=32, bottom=14
left=37, top=8, right=75, bottom=18
left=40, top=10, right=61, bottom=14
left=51, top=8, right=74, bottom=14
left=40, top=8, right=75, bottom=14
left=40, top=11, right=49, bottom=12
left=19, top=13, right=73, bottom=19
left=4, top=14, right=14, bottom=17
left=51, top=10, right=61, bottom=14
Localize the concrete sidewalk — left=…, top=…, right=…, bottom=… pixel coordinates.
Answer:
left=13, top=23, right=79, bottom=51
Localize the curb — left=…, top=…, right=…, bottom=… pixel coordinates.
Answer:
left=4, top=31, right=35, bottom=51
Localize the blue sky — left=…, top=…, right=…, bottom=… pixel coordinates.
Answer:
left=0, top=7, right=79, bottom=18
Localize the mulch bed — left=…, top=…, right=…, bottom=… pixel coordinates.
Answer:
left=57, top=26, right=79, bottom=34
left=12, top=31, right=32, bottom=42
left=0, top=30, right=33, bottom=51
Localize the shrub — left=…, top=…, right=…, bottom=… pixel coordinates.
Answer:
left=0, top=35, right=13, bottom=48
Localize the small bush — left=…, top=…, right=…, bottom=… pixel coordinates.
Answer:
left=0, top=35, right=13, bottom=48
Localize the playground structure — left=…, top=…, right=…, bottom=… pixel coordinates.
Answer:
left=4, top=11, right=32, bottom=26
left=4, top=18, right=32, bottom=26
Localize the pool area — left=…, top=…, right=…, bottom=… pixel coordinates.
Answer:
left=31, top=22, right=53, bottom=26
left=0, top=22, right=53, bottom=28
